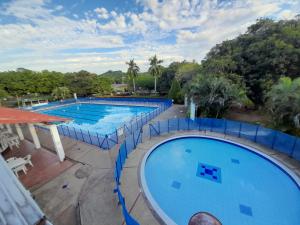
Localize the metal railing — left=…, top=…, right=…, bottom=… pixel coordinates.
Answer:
left=34, top=98, right=172, bottom=150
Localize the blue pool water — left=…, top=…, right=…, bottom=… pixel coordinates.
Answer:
left=41, top=103, right=156, bottom=135
left=141, top=136, right=300, bottom=225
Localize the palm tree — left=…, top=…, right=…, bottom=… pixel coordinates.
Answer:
left=126, top=59, right=140, bottom=93
left=266, top=77, right=300, bottom=131
left=149, top=55, right=163, bottom=93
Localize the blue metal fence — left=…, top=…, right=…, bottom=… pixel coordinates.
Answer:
left=149, top=118, right=300, bottom=160
left=34, top=97, right=172, bottom=150
left=113, top=117, right=300, bottom=224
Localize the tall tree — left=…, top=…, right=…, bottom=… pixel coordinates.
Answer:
left=201, top=17, right=300, bottom=105
left=149, top=55, right=163, bottom=93
left=126, top=59, right=139, bottom=92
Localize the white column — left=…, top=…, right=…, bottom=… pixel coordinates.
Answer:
left=49, top=124, right=65, bottom=162
left=28, top=124, right=41, bottom=149
left=190, top=98, right=196, bottom=120
left=15, top=124, right=24, bottom=140
left=184, top=94, right=188, bottom=107
left=5, top=124, right=12, bottom=133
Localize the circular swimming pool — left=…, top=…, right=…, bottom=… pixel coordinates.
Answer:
left=140, top=136, right=300, bottom=225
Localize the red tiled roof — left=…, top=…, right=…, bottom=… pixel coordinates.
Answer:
left=0, top=107, right=69, bottom=124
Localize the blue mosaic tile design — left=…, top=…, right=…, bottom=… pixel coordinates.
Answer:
left=185, top=149, right=191, bottom=153
left=231, top=158, right=240, bottom=164
left=196, top=163, right=221, bottom=183
left=239, top=204, right=253, bottom=216
left=171, top=181, right=181, bottom=189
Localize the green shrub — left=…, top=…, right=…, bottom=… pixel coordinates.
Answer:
left=168, top=79, right=183, bottom=104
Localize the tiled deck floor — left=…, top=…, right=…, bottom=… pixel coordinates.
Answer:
left=2, top=140, right=73, bottom=190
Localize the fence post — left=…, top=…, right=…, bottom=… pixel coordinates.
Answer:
left=115, top=161, right=120, bottom=185
left=254, top=125, right=259, bottom=142
left=124, top=140, right=128, bottom=158
left=238, top=123, right=242, bottom=138
left=96, top=133, right=101, bottom=147
left=167, top=119, right=170, bottom=133
left=133, top=132, right=136, bottom=148
left=140, top=127, right=143, bottom=143
left=118, top=150, right=123, bottom=170
left=106, top=135, right=110, bottom=149
left=198, top=118, right=201, bottom=131
left=80, top=129, right=84, bottom=142
left=73, top=127, right=78, bottom=140
left=271, top=131, right=277, bottom=149
left=188, top=119, right=190, bottom=130
left=158, top=121, right=161, bottom=135
left=177, top=118, right=179, bottom=131
left=88, top=130, right=92, bottom=144
left=67, top=126, right=71, bottom=137
left=224, top=120, right=227, bottom=135
left=290, top=137, right=298, bottom=157
left=115, top=129, right=119, bottom=143
left=61, top=126, right=66, bottom=136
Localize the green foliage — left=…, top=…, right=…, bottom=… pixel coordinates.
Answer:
left=136, top=73, right=154, bottom=90
left=201, top=17, right=300, bottom=105
left=168, top=79, right=183, bottom=104
left=188, top=74, right=247, bottom=118
left=158, top=62, right=180, bottom=94
left=64, top=70, right=97, bottom=96
left=100, top=70, right=125, bottom=84
left=149, top=55, right=163, bottom=92
left=266, top=77, right=300, bottom=134
left=0, top=88, right=8, bottom=98
left=92, top=76, right=113, bottom=95
left=0, top=69, right=113, bottom=100
left=126, top=59, right=140, bottom=92
left=175, top=61, right=201, bottom=87
left=0, top=70, right=64, bottom=96
left=52, top=87, right=70, bottom=100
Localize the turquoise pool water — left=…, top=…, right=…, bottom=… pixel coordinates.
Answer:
left=141, top=136, right=300, bottom=225
left=41, top=103, right=156, bottom=135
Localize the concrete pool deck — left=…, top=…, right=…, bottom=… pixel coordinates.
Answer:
left=17, top=103, right=300, bottom=225
left=18, top=104, right=185, bottom=225
left=120, top=130, right=300, bottom=225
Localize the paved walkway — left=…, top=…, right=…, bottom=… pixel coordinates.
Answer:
left=120, top=130, right=300, bottom=225
left=17, top=104, right=185, bottom=225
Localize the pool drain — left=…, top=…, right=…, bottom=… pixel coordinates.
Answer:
left=188, top=212, right=222, bottom=225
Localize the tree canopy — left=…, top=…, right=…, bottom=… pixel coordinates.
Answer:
left=0, top=69, right=113, bottom=100
left=201, top=17, right=300, bottom=105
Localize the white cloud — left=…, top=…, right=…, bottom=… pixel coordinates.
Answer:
left=94, top=7, right=109, bottom=19
left=0, top=0, right=298, bottom=73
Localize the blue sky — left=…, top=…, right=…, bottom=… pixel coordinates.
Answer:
left=0, top=0, right=299, bottom=73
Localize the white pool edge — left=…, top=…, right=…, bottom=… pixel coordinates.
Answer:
left=139, top=134, right=300, bottom=225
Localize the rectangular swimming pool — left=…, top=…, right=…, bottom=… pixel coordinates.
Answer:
left=41, top=103, right=157, bottom=135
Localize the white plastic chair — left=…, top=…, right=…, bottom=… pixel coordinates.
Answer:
left=6, top=157, right=17, bottom=163
left=13, top=164, right=27, bottom=177
left=23, top=155, right=33, bottom=167
left=0, top=140, right=8, bottom=153
left=0, top=133, right=20, bottom=149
